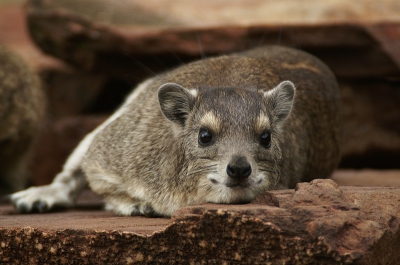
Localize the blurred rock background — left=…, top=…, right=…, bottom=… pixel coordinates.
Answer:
left=0, top=0, right=399, bottom=188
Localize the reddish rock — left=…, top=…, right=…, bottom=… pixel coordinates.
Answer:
left=25, top=0, right=400, bottom=79
left=1, top=179, right=400, bottom=264
left=0, top=3, right=114, bottom=119
left=29, top=115, right=107, bottom=185
left=332, top=170, right=400, bottom=187
left=0, top=3, right=64, bottom=73
left=367, top=23, right=400, bottom=69
left=0, top=2, right=399, bottom=264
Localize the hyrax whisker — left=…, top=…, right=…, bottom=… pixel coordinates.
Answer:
left=258, top=168, right=277, bottom=174
left=122, top=52, right=157, bottom=77
left=11, top=45, right=341, bottom=217
left=187, top=164, right=218, bottom=176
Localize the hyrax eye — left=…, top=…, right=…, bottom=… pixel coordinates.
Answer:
left=198, top=128, right=213, bottom=146
left=260, top=131, right=271, bottom=148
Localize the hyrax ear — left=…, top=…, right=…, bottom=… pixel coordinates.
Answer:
left=264, top=80, right=296, bottom=123
left=158, top=83, right=196, bottom=126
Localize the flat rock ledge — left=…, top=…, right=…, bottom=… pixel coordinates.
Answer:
left=1, top=179, right=400, bottom=264
left=26, top=0, right=400, bottom=79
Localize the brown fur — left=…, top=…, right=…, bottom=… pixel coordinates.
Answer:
left=0, top=45, right=45, bottom=194
left=82, top=45, right=341, bottom=216
left=11, top=45, right=340, bottom=216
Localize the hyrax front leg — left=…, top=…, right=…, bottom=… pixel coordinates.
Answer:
left=10, top=131, right=96, bottom=213
left=105, top=195, right=162, bottom=217
left=11, top=170, right=87, bottom=213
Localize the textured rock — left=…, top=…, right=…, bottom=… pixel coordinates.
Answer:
left=0, top=3, right=64, bottom=72
left=26, top=0, right=400, bottom=79
left=1, top=179, right=400, bottom=264
left=1, top=2, right=399, bottom=264
left=0, top=3, right=115, bottom=118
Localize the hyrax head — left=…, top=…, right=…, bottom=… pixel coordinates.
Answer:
left=158, top=81, right=295, bottom=204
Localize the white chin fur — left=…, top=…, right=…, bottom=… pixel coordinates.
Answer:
left=203, top=173, right=267, bottom=204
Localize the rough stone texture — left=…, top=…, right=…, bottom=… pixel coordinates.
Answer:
left=1, top=179, right=400, bottom=264
left=0, top=2, right=64, bottom=72
left=26, top=0, right=400, bottom=79
left=1, top=3, right=400, bottom=263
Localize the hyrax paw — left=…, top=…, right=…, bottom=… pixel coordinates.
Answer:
left=143, top=205, right=158, bottom=217
left=107, top=200, right=162, bottom=217
left=10, top=183, right=74, bottom=213
left=130, top=204, right=161, bottom=218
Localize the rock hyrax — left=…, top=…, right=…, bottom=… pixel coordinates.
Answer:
left=11, top=45, right=341, bottom=217
left=0, top=45, right=45, bottom=195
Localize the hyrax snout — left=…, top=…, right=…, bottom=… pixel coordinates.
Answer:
left=226, top=156, right=252, bottom=181
left=11, top=45, right=341, bottom=217
left=0, top=45, right=45, bottom=194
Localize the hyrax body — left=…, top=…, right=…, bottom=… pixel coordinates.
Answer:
left=11, top=46, right=341, bottom=217
left=0, top=45, right=45, bottom=194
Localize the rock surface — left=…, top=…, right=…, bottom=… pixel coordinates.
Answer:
left=26, top=0, right=400, bottom=79
left=1, top=179, right=400, bottom=264
left=331, top=170, right=400, bottom=187
left=1, top=3, right=399, bottom=264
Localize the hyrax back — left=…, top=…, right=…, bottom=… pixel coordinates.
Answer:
left=83, top=45, right=341, bottom=217
left=0, top=45, right=45, bottom=194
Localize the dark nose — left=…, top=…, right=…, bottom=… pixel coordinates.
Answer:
left=226, top=156, right=252, bottom=180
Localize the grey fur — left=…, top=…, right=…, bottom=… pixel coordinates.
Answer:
left=11, top=45, right=341, bottom=217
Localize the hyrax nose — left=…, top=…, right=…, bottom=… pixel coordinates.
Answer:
left=226, top=156, right=252, bottom=180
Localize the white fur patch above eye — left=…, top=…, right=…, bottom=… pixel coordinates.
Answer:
left=200, top=111, right=221, bottom=132
left=255, top=114, right=271, bottom=132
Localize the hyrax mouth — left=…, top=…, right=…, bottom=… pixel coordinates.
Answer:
left=210, top=178, right=251, bottom=188
left=225, top=182, right=250, bottom=188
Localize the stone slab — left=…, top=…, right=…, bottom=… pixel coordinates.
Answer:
left=0, top=3, right=64, bottom=72
left=1, top=180, right=400, bottom=264
left=332, top=170, right=400, bottom=187
left=26, top=0, right=400, bottom=79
